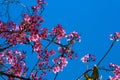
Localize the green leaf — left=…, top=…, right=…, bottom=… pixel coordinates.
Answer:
left=91, top=65, right=99, bottom=80
left=84, top=73, right=93, bottom=80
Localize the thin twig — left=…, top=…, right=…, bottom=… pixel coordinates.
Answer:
left=43, top=38, right=64, bottom=47
left=98, top=67, right=113, bottom=72
left=97, top=40, right=116, bottom=66
left=76, top=69, right=92, bottom=80
left=54, top=72, right=58, bottom=80
left=0, top=45, right=12, bottom=52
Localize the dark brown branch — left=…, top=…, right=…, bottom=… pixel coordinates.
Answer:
left=0, top=45, right=12, bottom=52
left=54, top=72, right=58, bottom=80
left=43, top=38, right=64, bottom=47
left=0, top=71, right=30, bottom=80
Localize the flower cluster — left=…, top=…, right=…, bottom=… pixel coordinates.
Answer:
left=50, top=24, right=66, bottom=43
left=40, top=28, right=48, bottom=39
left=0, top=22, right=26, bottom=45
left=110, top=32, right=120, bottom=41
left=81, top=54, right=96, bottom=63
left=33, top=41, right=42, bottom=52
left=31, top=0, right=47, bottom=14
left=53, top=57, right=68, bottom=73
left=37, top=0, right=47, bottom=5
left=65, top=31, right=81, bottom=43
left=0, top=50, right=28, bottom=78
left=0, top=0, right=82, bottom=79
left=22, top=14, right=44, bottom=30
left=109, top=63, right=120, bottom=80
left=0, top=13, right=44, bottom=45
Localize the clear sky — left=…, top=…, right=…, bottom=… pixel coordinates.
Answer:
left=0, top=0, right=120, bottom=80
left=42, top=0, right=120, bottom=80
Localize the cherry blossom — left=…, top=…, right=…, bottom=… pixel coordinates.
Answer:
left=65, top=31, right=81, bottom=43
left=49, top=49, right=56, bottom=56
left=29, top=34, right=40, bottom=42
left=53, top=66, right=60, bottom=74
left=37, top=0, right=47, bottom=5
left=31, top=0, right=47, bottom=14
left=110, top=32, right=120, bottom=41
left=109, top=63, right=120, bottom=80
left=0, top=50, right=28, bottom=78
left=40, top=28, right=48, bottom=39
left=81, top=54, right=96, bottom=63
left=53, top=57, right=68, bottom=73
left=50, top=24, right=66, bottom=43
left=33, top=41, right=42, bottom=52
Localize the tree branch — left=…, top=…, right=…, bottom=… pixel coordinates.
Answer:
left=97, top=40, right=116, bottom=66
left=0, top=71, right=30, bottom=80
left=28, top=37, right=56, bottom=78
left=54, top=72, right=58, bottom=80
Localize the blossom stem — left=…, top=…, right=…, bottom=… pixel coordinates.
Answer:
left=76, top=69, right=92, bottom=80
left=97, top=40, right=116, bottom=66
left=54, top=72, right=58, bottom=80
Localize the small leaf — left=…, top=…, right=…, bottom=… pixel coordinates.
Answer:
left=84, top=73, right=93, bottom=80
left=91, top=65, right=99, bottom=80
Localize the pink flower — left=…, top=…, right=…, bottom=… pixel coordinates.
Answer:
left=37, top=0, right=47, bottom=5
left=81, top=54, right=96, bottom=63
left=110, top=32, right=120, bottom=41
left=49, top=49, right=56, bottom=55
left=65, top=31, right=81, bottom=42
left=30, top=73, right=37, bottom=78
left=51, top=24, right=66, bottom=43
left=33, top=42, right=42, bottom=52
left=115, top=32, right=120, bottom=38
left=53, top=66, right=60, bottom=74
left=37, top=0, right=44, bottom=5
left=40, top=28, right=48, bottom=38
left=0, top=50, right=28, bottom=77
left=29, top=34, right=40, bottom=42
left=53, top=58, right=57, bottom=63
left=109, top=63, right=120, bottom=80
left=31, top=5, right=41, bottom=13
left=52, top=57, right=68, bottom=73
left=14, top=50, right=21, bottom=54
left=58, top=47, right=63, bottom=53
left=59, top=57, right=68, bottom=67
left=23, top=14, right=31, bottom=22
left=11, top=24, right=20, bottom=31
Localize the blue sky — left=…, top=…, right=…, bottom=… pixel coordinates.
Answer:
left=0, top=0, right=120, bottom=80
left=42, top=0, right=120, bottom=80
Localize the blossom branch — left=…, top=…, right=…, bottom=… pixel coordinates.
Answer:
left=0, top=45, right=12, bottom=52
left=28, top=36, right=55, bottom=78
left=0, top=71, right=30, bottom=80
left=97, top=40, right=116, bottom=66
left=54, top=72, right=59, bottom=80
